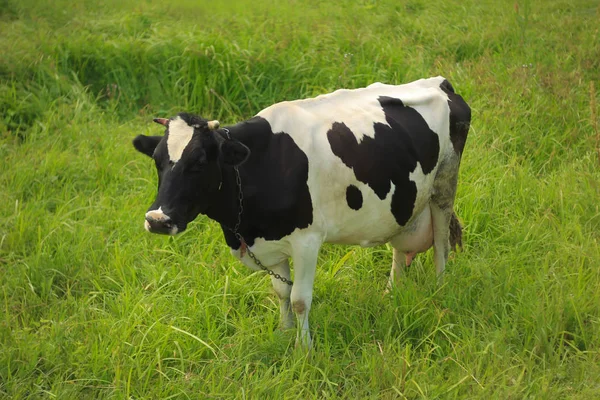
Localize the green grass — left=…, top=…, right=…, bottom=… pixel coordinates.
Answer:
left=1, top=0, right=599, bottom=398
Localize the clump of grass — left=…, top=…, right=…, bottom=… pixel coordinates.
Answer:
left=591, top=81, right=599, bottom=165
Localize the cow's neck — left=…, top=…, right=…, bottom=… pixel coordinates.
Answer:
left=204, top=119, right=271, bottom=248
left=200, top=163, right=243, bottom=244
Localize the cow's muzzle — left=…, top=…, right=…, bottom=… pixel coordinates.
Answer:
left=144, top=209, right=178, bottom=235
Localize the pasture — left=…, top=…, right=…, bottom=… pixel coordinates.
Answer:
left=1, top=0, right=599, bottom=398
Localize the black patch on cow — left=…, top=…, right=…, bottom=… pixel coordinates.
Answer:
left=439, top=79, right=471, bottom=156
left=327, top=97, right=440, bottom=226
left=346, top=185, right=363, bottom=210
left=215, top=117, right=313, bottom=249
left=177, top=112, right=211, bottom=129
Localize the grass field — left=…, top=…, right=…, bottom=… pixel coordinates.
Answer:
left=1, top=0, right=599, bottom=398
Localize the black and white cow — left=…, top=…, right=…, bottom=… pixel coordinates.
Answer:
left=133, top=76, right=470, bottom=347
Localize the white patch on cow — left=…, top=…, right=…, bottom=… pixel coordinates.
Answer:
left=145, top=206, right=169, bottom=221
left=144, top=207, right=179, bottom=235
left=258, top=76, right=449, bottom=146
left=230, top=236, right=290, bottom=271
left=258, top=92, right=389, bottom=143
left=408, top=161, right=435, bottom=214
left=166, top=116, right=195, bottom=163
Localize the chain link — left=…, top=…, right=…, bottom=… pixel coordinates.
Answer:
left=232, top=164, right=243, bottom=233
left=223, top=129, right=293, bottom=286
left=231, top=230, right=293, bottom=286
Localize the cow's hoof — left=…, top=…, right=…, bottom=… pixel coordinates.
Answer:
left=295, top=333, right=312, bottom=350
left=278, top=323, right=295, bottom=331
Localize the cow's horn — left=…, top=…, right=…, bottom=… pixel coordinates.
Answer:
left=207, top=120, right=220, bottom=130
left=153, top=118, right=169, bottom=127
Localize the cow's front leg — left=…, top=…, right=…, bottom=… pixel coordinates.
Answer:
left=386, top=247, right=407, bottom=292
left=290, top=236, right=321, bottom=349
left=269, top=260, right=294, bottom=330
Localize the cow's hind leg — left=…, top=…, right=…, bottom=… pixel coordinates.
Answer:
left=432, top=80, right=470, bottom=282
left=269, top=260, right=294, bottom=330
left=386, top=247, right=406, bottom=291
left=431, top=203, right=452, bottom=282
left=431, top=155, right=461, bottom=283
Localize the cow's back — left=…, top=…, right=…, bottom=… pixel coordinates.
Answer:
left=255, top=76, right=461, bottom=245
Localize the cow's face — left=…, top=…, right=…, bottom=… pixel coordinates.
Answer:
left=133, top=113, right=250, bottom=235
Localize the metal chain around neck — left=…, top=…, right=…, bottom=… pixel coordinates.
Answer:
left=222, top=128, right=293, bottom=286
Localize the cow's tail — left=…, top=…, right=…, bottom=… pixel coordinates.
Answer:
left=449, top=212, right=462, bottom=251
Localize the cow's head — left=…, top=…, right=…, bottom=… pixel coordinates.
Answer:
left=133, top=113, right=250, bottom=235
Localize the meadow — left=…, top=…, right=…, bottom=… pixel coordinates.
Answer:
left=1, top=0, right=599, bottom=398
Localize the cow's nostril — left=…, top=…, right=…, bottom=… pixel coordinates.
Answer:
left=146, top=215, right=171, bottom=224
left=145, top=216, right=176, bottom=235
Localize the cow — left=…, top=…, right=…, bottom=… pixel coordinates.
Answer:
left=132, top=76, right=471, bottom=348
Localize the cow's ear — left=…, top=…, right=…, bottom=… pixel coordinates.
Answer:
left=220, top=139, right=250, bottom=166
left=133, top=135, right=162, bottom=157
